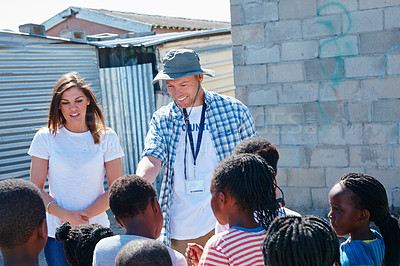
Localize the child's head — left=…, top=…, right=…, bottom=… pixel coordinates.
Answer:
left=211, top=153, right=280, bottom=229
left=109, top=174, right=162, bottom=238
left=115, top=239, right=172, bottom=266
left=55, top=222, right=113, bottom=266
left=263, top=215, right=339, bottom=266
left=232, top=136, right=279, bottom=175
left=328, top=172, right=400, bottom=265
left=0, top=179, right=47, bottom=257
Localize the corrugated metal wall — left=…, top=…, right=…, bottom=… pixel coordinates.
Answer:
left=0, top=32, right=101, bottom=181
left=99, top=64, right=155, bottom=175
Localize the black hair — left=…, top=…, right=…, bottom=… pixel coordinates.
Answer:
left=340, top=173, right=400, bottom=266
left=115, top=238, right=172, bottom=266
left=0, top=179, right=46, bottom=249
left=55, top=222, right=113, bottom=266
left=109, top=175, right=157, bottom=221
left=212, top=153, right=280, bottom=229
left=263, top=215, right=340, bottom=266
left=232, top=136, right=279, bottom=173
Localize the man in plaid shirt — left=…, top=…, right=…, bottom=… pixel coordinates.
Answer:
left=136, top=49, right=256, bottom=255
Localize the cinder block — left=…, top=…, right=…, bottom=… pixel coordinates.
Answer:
left=319, top=35, right=358, bottom=58
left=372, top=99, right=400, bottom=122
left=268, top=63, right=304, bottom=83
left=363, top=77, right=400, bottom=100
left=247, top=85, right=279, bottom=106
left=281, top=125, right=318, bottom=145
left=303, top=102, right=345, bottom=124
left=232, top=46, right=245, bottom=66
left=243, top=2, right=278, bottom=23
left=245, top=43, right=280, bottom=64
left=276, top=168, right=287, bottom=186
left=318, top=123, right=363, bottom=145
left=365, top=168, right=400, bottom=190
left=279, top=0, right=317, bottom=19
left=279, top=83, right=319, bottom=104
left=288, top=168, right=325, bottom=187
left=265, top=104, right=304, bottom=125
left=319, top=80, right=360, bottom=101
left=317, top=0, right=358, bottom=15
left=309, top=147, right=348, bottom=167
left=305, top=58, right=344, bottom=82
left=349, top=146, right=391, bottom=167
left=302, top=14, right=341, bottom=38
left=230, top=5, right=244, bottom=26
left=385, top=6, right=400, bottom=30
left=231, top=24, right=264, bottom=46
left=344, top=9, right=383, bottom=34
left=345, top=55, right=383, bottom=78
left=281, top=40, right=318, bottom=61
left=360, top=30, right=400, bottom=54
left=265, top=20, right=302, bottom=42
left=257, top=126, right=280, bottom=145
left=234, top=65, right=267, bottom=86
left=388, top=54, right=400, bottom=75
left=360, top=78, right=384, bottom=101
left=281, top=187, right=312, bottom=208
left=235, top=87, right=247, bottom=104
left=360, top=0, right=400, bottom=10
left=325, top=167, right=365, bottom=188
left=347, top=102, right=371, bottom=123
left=249, top=106, right=265, bottom=127
left=364, top=123, right=398, bottom=144
left=312, top=188, right=331, bottom=208
left=277, top=146, right=307, bottom=168
left=392, top=146, right=400, bottom=167
left=391, top=188, right=400, bottom=208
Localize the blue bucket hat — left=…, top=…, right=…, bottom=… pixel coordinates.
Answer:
left=152, top=49, right=215, bottom=85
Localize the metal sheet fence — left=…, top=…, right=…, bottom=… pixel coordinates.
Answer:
left=99, top=64, right=155, bottom=175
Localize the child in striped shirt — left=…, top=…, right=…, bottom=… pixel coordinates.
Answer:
left=186, top=153, right=280, bottom=266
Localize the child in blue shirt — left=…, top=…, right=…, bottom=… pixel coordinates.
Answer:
left=328, top=173, right=400, bottom=266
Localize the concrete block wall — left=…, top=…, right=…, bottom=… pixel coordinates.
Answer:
left=230, top=0, right=400, bottom=214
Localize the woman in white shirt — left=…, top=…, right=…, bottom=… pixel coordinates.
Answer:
left=29, top=72, right=124, bottom=266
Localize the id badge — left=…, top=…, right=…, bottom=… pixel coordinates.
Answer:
left=185, top=179, right=205, bottom=194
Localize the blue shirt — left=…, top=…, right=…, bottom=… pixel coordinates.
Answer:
left=142, top=89, right=256, bottom=245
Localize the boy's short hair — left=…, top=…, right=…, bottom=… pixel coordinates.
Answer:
left=0, top=179, right=45, bottom=249
left=109, top=175, right=157, bottom=220
left=263, top=215, right=339, bottom=266
left=115, top=239, right=172, bottom=266
left=232, top=137, right=279, bottom=173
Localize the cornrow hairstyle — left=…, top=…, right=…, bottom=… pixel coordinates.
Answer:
left=232, top=136, right=279, bottom=174
left=0, top=179, right=45, bottom=249
left=109, top=174, right=157, bottom=221
left=263, top=215, right=340, bottom=266
left=212, top=153, right=280, bottom=230
left=340, top=173, right=400, bottom=266
left=115, top=239, right=172, bottom=266
left=55, top=222, right=113, bottom=266
left=48, top=72, right=106, bottom=144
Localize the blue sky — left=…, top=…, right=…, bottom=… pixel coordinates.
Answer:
left=0, top=0, right=231, bottom=32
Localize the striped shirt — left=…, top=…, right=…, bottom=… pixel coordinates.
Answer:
left=142, top=89, right=256, bottom=246
left=199, top=225, right=266, bottom=266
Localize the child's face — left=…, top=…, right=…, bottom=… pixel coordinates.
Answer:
left=328, top=182, right=363, bottom=237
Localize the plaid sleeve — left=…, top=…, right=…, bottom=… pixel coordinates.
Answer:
left=238, top=103, right=257, bottom=139
left=142, top=112, right=167, bottom=163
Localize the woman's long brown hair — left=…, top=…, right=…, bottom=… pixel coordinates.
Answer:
left=48, top=72, right=106, bottom=144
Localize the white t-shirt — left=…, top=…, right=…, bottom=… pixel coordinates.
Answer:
left=28, top=126, right=124, bottom=238
left=93, top=235, right=187, bottom=266
left=170, top=105, right=219, bottom=239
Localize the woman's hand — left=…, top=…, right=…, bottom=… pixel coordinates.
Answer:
left=186, top=243, right=204, bottom=266
left=60, top=209, right=90, bottom=228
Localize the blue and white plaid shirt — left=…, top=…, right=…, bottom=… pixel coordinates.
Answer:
left=142, top=89, right=256, bottom=245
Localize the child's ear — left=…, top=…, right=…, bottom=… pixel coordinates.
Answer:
left=114, top=216, right=125, bottom=229
left=359, top=209, right=371, bottom=223
left=38, top=218, right=47, bottom=240
left=151, top=196, right=160, bottom=213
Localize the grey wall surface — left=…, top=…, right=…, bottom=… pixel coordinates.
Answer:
left=230, top=0, right=400, bottom=214
left=0, top=32, right=101, bottom=182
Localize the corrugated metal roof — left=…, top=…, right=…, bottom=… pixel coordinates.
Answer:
left=91, top=28, right=231, bottom=48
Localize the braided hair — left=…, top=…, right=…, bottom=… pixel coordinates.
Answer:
left=340, top=173, right=400, bottom=266
left=263, top=215, right=340, bottom=266
left=55, top=222, right=114, bottom=266
left=212, top=153, right=280, bottom=230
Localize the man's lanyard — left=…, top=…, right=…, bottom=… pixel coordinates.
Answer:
left=182, top=102, right=206, bottom=180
